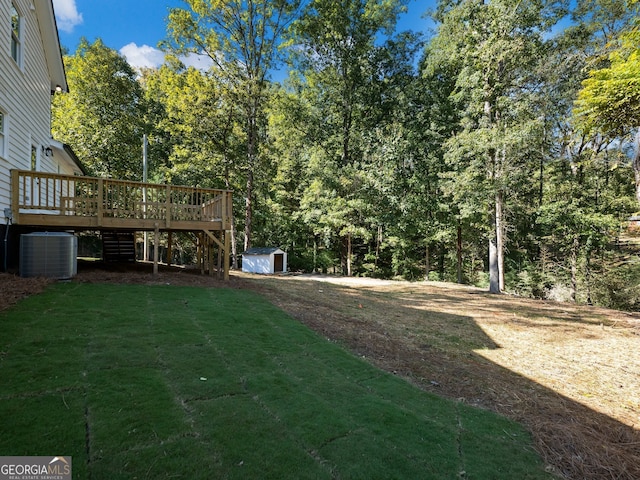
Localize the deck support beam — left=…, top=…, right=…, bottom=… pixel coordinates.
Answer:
left=153, top=223, right=159, bottom=275
left=198, top=233, right=205, bottom=275
left=167, top=231, right=173, bottom=266
left=224, top=230, right=230, bottom=281
left=204, top=229, right=230, bottom=280
left=209, top=240, right=215, bottom=277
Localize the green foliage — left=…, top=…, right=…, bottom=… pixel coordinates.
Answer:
left=575, top=32, right=640, bottom=133
left=52, top=39, right=148, bottom=179
left=49, top=0, right=640, bottom=308
left=573, top=1, right=640, bottom=208
left=591, top=259, right=640, bottom=310
left=164, top=0, right=303, bottom=249
left=427, top=0, right=568, bottom=293
left=273, top=0, right=419, bottom=274
left=142, top=64, right=245, bottom=189
left=508, top=260, right=556, bottom=299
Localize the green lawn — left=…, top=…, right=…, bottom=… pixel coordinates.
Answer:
left=0, top=283, right=553, bottom=479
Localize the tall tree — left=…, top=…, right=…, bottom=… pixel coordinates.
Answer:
left=288, top=0, right=410, bottom=275
left=142, top=63, right=246, bottom=265
left=414, top=46, right=463, bottom=282
left=427, top=0, right=567, bottom=293
left=52, top=39, right=147, bottom=179
left=164, top=0, right=302, bottom=251
left=142, top=63, right=244, bottom=188
left=574, top=1, right=640, bottom=205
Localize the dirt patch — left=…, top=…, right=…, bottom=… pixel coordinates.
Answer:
left=1, top=265, right=639, bottom=479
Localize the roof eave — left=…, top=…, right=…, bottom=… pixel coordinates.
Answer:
left=49, top=139, right=87, bottom=175
left=35, top=0, right=68, bottom=93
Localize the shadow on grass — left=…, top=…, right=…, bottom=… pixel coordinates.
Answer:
left=0, top=282, right=553, bottom=480
left=247, top=277, right=640, bottom=480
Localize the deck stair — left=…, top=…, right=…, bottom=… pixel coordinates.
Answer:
left=102, top=231, right=136, bottom=262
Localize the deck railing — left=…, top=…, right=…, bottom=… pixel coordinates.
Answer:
left=10, top=170, right=233, bottom=231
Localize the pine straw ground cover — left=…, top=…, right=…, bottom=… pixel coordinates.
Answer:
left=243, top=274, right=640, bottom=480
left=1, top=265, right=639, bottom=479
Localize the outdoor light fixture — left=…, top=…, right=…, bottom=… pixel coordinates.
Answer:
left=42, top=145, right=53, bottom=157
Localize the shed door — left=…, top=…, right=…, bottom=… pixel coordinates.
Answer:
left=274, top=254, right=284, bottom=272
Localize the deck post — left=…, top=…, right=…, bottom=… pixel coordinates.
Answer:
left=199, top=233, right=205, bottom=275
left=165, top=185, right=171, bottom=228
left=224, top=229, right=230, bottom=281
left=153, top=223, right=159, bottom=275
left=221, top=192, right=228, bottom=230
left=97, top=179, right=104, bottom=227
left=167, top=231, right=173, bottom=266
left=208, top=239, right=214, bottom=277
left=217, top=233, right=223, bottom=279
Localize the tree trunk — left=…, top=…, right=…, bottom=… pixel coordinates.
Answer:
left=438, top=243, right=445, bottom=281
left=346, top=232, right=352, bottom=277
left=244, top=168, right=253, bottom=252
left=456, top=224, right=463, bottom=284
left=313, top=236, right=318, bottom=273
left=489, top=237, right=500, bottom=294
left=585, top=246, right=592, bottom=305
left=496, top=190, right=505, bottom=291
left=634, top=128, right=640, bottom=208
left=375, top=225, right=382, bottom=273
left=230, top=217, right=238, bottom=269
left=425, top=243, right=430, bottom=281
left=570, top=236, right=579, bottom=303
left=244, top=97, right=260, bottom=253
left=224, top=166, right=238, bottom=269
left=484, top=91, right=501, bottom=294
left=539, top=152, right=544, bottom=207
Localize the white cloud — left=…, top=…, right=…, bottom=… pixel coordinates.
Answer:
left=120, top=43, right=214, bottom=71
left=120, top=43, right=166, bottom=69
left=52, top=0, right=83, bottom=33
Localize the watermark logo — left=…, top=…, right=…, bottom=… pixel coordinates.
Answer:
left=0, top=456, right=71, bottom=480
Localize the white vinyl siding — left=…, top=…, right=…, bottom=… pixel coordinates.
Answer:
left=1, top=0, right=59, bottom=223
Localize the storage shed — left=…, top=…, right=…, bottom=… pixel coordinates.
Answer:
left=242, top=247, right=287, bottom=274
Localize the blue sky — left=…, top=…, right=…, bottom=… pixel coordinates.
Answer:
left=52, top=0, right=437, bottom=71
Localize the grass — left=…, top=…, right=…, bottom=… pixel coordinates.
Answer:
left=0, top=283, right=553, bottom=479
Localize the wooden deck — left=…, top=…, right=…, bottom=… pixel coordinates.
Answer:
left=10, top=170, right=233, bottom=278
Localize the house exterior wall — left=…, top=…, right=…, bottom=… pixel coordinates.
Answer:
left=0, top=0, right=69, bottom=226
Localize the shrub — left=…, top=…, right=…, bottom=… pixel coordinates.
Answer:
left=591, top=261, right=640, bottom=311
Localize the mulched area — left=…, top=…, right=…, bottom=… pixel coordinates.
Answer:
left=0, top=274, right=51, bottom=312
left=246, top=275, right=640, bottom=480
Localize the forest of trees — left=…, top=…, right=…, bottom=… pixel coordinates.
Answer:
left=52, top=0, right=640, bottom=310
